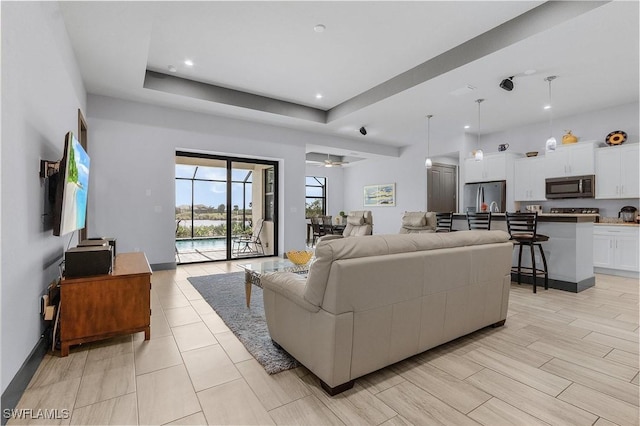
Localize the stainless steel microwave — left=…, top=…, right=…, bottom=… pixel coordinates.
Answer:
left=545, top=175, right=595, bottom=199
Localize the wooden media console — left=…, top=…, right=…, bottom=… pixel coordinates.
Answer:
left=59, top=252, right=151, bottom=356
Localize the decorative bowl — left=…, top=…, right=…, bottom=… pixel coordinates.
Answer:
left=526, top=151, right=538, bottom=157
left=562, top=130, right=579, bottom=144
left=286, top=250, right=313, bottom=265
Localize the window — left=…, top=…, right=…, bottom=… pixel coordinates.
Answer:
left=305, top=176, right=326, bottom=218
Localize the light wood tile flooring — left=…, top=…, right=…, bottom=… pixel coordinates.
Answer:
left=10, top=261, right=639, bottom=425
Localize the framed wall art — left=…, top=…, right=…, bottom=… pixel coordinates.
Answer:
left=363, top=183, right=395, bottom=207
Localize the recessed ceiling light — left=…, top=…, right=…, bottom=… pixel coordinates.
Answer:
left=315, top=93, right=323, bottom=99
left=168, top=65, right=177, bottom=72
left=314, top=24, right=326, bottom=33
left=544, top=105, right=552, bottom=110
left=524, top=69, right=536, bottom=75
left=464, top=125, right=470, bottom=129
left=184, top=59, right=194, bottom=67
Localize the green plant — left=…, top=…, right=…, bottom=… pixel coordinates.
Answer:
left=339, top=211, right=346, bottom=217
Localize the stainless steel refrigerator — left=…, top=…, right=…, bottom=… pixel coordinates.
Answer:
left=463, top=180, right=506, bottom=213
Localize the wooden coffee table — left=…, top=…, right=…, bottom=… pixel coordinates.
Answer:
left=237, top=259, right=309, bottom=307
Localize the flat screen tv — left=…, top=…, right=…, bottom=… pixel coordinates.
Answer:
left=53, top=132, right=90, bottom=236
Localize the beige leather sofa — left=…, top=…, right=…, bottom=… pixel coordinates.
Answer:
left=262, top=230, right=513, bottom=395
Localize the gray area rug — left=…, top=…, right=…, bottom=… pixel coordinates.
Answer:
left=187, top=271, right=300, bottom=374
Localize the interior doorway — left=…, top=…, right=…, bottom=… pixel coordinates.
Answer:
left=427, top=163, right=457, bottom=213
left=174, top=152, right=278, bottom=264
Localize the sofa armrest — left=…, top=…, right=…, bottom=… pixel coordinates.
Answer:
left=261, top=272, right=320, bottom=313
left=318, top=234, right=343, bottom=243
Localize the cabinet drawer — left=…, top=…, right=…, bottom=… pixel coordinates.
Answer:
left=594, top=226, right=639, bottom=236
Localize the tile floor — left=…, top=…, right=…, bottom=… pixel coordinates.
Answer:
left=9, top=259, right=639, bottom=425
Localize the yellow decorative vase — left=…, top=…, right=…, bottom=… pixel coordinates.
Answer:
left=562, top=130, right=578, bottom=144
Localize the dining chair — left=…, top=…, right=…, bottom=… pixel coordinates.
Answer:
left=310, top=216, right=326, bottom=246
left=321, top=215, right=334, bottom=235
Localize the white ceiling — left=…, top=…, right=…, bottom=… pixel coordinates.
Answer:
left=59, top=1, right=639, bottom=160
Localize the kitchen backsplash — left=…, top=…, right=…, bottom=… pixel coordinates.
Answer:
left=533, top=198, right=639, bottom=218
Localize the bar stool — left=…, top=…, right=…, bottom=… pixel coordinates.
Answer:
left=435, top=212, right=453, bottom=232
left=505, top=212, right=549, bottom=293
left=466, top=212, right=492, bottom=230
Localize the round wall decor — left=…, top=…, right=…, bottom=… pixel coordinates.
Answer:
left=606, top=130, right=627, bottom=145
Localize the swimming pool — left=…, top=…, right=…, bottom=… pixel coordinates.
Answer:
left=175, top=237, right=227, bottom=252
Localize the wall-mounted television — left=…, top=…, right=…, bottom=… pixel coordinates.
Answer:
left=53, top=132, right=90, bottom=236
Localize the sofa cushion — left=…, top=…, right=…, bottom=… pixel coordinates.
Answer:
left=425, top=212, right=437, bottom=228
left=401, top=212, right=426, bottom=227
left=346, top=215, right=364, bottom=226
left=400, top=211, right=436, bottom=232
left=399, top=226, right=435, bottom=234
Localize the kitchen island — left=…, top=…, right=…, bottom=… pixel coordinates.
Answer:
left=453, top=213, right=598, bottom=292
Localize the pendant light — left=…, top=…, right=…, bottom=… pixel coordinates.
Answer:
left=424, top=114, right=433, bottom=169
left=544, top=76, right=557, bottom=152
left=474, top=99, right=484, bottom=161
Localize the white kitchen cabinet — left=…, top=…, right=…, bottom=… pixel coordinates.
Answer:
left=464, top=153, right=520, bottom=183
left=544, top=142, right=595, bottom=178
left=514, top=156, right=546, bottom=201
left=595, top=144, right=639, bottom=199
left=464, top=159, right=485, bottom=183
left=593, top=225, right=639, bottom=272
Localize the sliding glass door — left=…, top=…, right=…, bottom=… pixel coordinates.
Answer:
left=175, top=160, right=229, bottom=262
left=175, top=152, right=278, bottom=263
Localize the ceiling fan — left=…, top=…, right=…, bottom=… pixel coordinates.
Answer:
left=321, top=153, right=349, bottom=167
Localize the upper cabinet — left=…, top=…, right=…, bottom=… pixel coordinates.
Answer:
left=544, top=142, right=595, bottom=178
left=514, top=156, right=546, bottom=201
left=595, top=144, right=639, bottom=199
left=464, top=153, right=520, bottom=183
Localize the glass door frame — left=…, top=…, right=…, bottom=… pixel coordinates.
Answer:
left=176, top=150, right=279, bottom=262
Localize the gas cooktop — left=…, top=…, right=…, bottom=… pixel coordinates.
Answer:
left=549, top=207, right=600, bottom=214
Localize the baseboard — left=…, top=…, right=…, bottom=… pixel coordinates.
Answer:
left=1, top=338, right=48, bottom=426
left=511, top=273, right=596, bottom=293
left=594, top=267, right=639, bottom=279
left=150, top=262, right=176, bottom=271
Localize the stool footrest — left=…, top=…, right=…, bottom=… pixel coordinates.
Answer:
left=511, top=266, right=548, bottom=276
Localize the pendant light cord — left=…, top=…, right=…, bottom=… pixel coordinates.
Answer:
left=548, top=78, right=553, bottom=136
left=426, top=114, right=432, bottom=156
left=545, top=76, right=557, bottom=138
left=476, top=99, right=484, bottom=149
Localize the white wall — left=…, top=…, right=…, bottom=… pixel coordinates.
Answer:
left=1, top=2, right=87, bottom=393
left=343, top=144, right=431, bottom=235
left=478, top=102, right=639, bottom=155
left=87, top=95, right=360, bottom=264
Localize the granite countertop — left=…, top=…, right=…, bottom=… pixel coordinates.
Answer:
left=595, top=221, right=640, bottom=227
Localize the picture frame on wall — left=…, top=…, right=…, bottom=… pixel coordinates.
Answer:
left=364, top=183, right=395, bottom=207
